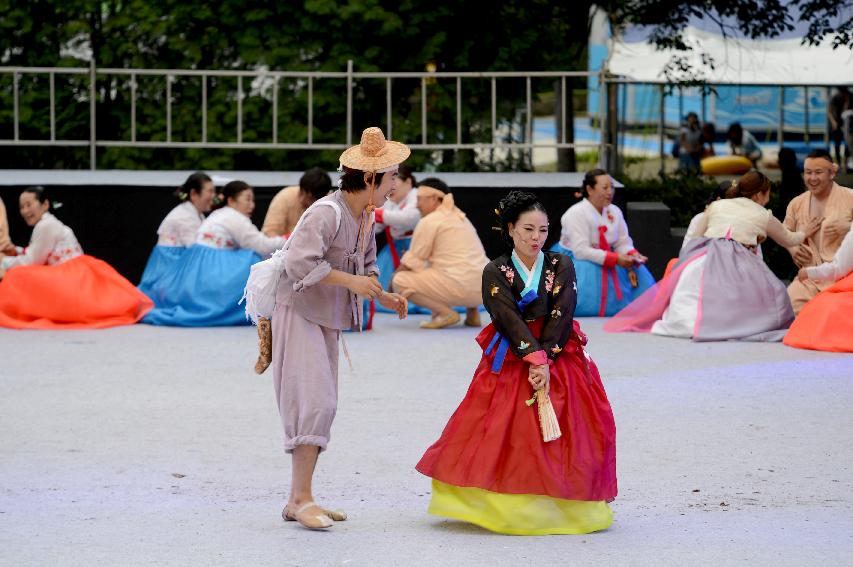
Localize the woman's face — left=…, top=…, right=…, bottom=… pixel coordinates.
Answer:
left=391, top=174, right=413, bottom=203
left=586, top=174, right=613, bottom=209
left=191, top=181, right=216, bottom=213
left=19, top=192, right=50, bottom=227
left=229, top=188, right=255, bottom=217
left=509, top=209, right=549, bottom=259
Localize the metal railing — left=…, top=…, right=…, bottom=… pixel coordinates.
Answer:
left=0, top=61, right=609, bottom=170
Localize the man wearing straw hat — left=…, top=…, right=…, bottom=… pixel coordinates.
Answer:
left=269, top=127, right=408, bottom=530
left=391, top=177, right=489, bottom=329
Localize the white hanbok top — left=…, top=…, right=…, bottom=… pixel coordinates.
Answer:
left=683, top=208, right=764, bottom=258
left=1, top=212, right=82, bottom=269
left=157, top=202, right=205, bottom=247
left=559, top=198, right=636, bottom=265
left=693, top=198, right=804, bottom=248
left=196, top=207, right=284, bottom=256
left=375, top=188, right=420, bottom=240
left=807, top=228, right=853, bottom=282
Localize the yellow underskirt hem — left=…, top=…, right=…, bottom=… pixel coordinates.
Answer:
left=428, top=479, right=613, bottom=536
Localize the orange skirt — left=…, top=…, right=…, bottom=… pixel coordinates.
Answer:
left=784, top=272, right=853, bottom=353
left=0, top=255, right=153, bottom=329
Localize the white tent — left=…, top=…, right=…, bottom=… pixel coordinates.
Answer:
left=608, top=26, right=853, bottom=85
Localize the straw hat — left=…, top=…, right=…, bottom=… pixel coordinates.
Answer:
left=339, top=127, right=410, bottom=172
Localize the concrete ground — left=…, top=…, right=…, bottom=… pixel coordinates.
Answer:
left=1, top=314, right=851, bottom=566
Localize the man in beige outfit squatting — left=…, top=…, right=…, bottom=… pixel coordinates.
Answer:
left=392, top=177, right=489, bottom=329
left=784, top=149, right=853, bottom=314
left=261, top=167, right=332, bottom=237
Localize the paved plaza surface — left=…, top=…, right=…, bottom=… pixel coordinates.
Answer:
left=1, top=313, right=851, bottom=566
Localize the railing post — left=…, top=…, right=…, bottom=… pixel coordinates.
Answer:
left=456, top=76, right=462, bottom=145
left=50, top=72, right=56, bottom=141
left=89, top=60, right=96, bottom=170
left=346, top=60, right=353, bottom=144
left=659, top=84, right=665, bottom=178
left=131, top=72, right=136, bottom=143
left=598, top=69, right=607, bottom=168
left=803, top=85, right=809, bottom=146
left=778, top=86, right=784, bottom=149
left=167, top=74, right=173, bottom=143
left=422, top=76, right=427, bottom=145
left=202, top=74, right=207, bottom=143
left=237, top=75, right=243, bottom=144
left=308, top=76, right=313, bottom=144
left=526, top=76, right=532, bottom=169
left=386, top=77, right=392, bottom=140
left=13, top=71, right=19, bottom=141
left=491, top=77, right=497, bottom=146
left=272, top=76, right=278, bottom=144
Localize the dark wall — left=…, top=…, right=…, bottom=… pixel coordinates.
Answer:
left=1, top=183, right=648, bottom=283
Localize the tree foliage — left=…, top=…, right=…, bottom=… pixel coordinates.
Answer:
left=0, top=0, right=593, bottom=170
left=0, top=0, right=850, bottom=170
left=609, top=0, right=853, bottom=82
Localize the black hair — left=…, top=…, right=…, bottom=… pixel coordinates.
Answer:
left=709, top=181, right=731, bottom=205
left=299, top=167, right=333, bottom=199
left=419, top=177, right=450, bottom=194
left=805, top=148, right=834, bottom=163
left=496, top=190, right=548, bottom=250
left=727, top=122, right=743, bottom=143
left=339, top=166, right=386, bottom=193
left=581, top=168, right=608, bottom=197
left=22, top=186, right=50, bottom=208
left=777, top=147, right=799, bottom=170
left=397, top=164, right=417, bottom=186
left=223, top=180, right=252, bottom=202
left=175, top=171, right=212, bottom=201
left=685, top=111, right=699, bottom=121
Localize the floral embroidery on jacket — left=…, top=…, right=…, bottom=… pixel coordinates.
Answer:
left=46, top=244, right=83, bottom=265
left=544, top=269, right=555, bottom=293
left=552, top=283, right=561, bottom=296
left=551, top=307, right=561, bottom=319
left=199, top=232, right=237, bottom=249
left=499, top=264, right=515, bottom=285
left=519, top=340, right=530, bottom=350
left=489, top=283, right=500, bottom=297
left=551, top=345, right=562, bottom=354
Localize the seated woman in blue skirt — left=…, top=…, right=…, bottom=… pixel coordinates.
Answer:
left=550, top=169, right=655, bottom=316
left=374, top=164, right=423, bottom=315
left=143, top=180, right=285, bottom=326
left=139, top=172, right=215, bottom=305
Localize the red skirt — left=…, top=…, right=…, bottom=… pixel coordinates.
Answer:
left=416, top=319, right=617, bottom=502
left=784, top=272, right=853, bottom=353
left=0, top=255, right=153, bottom=329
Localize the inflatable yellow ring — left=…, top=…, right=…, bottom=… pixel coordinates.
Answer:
left=700, top=155, right=753, bottom=175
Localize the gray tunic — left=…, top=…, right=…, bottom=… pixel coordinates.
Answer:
left=272, top=190, right=378, bottom=453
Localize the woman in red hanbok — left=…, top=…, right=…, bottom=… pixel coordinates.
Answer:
left=416, top=191, right=617, bottom=535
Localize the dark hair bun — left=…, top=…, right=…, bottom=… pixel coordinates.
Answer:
left=498, top=190, right=539, bottom=216
left=495, top=190, right=547, bottom=251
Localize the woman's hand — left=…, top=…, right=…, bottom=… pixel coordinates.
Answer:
left=528, top=363, right=551, bottom=394
left=797, top=267, right=810, bottom=281
left=803, top=217, right=824, bottom=239
left=378, top=292, right=408, bottom=319
left=347, top=274, right=383, bottom=299
left=616, top=253, right=645, bottom=268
